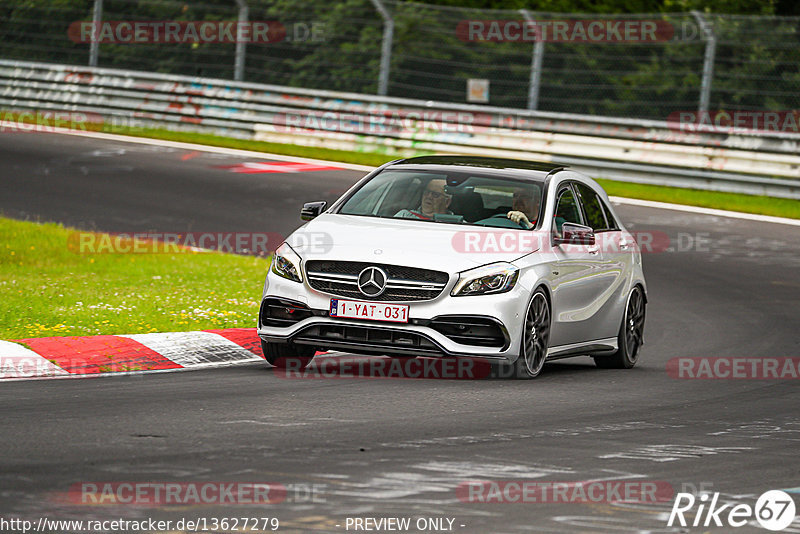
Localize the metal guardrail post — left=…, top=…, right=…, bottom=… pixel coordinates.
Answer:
left=234, top=0, right=249, bottom=81
left=89, top=0, right=103, bottom=67
left=692, top=10, right=716, bottom=114
left=520, top=10, right=544, bottom=111
left=369, top=0, right=394, bottom=96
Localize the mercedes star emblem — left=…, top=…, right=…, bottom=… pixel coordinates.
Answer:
left=357, top=266, right=388, bottom=297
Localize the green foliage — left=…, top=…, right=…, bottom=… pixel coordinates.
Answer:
left=0, top=1, right=797, bottom=118
left=427, top=0, right=779, bottom=15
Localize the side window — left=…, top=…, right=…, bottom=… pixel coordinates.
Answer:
left=599, top=199, right=619, bottom=230
left=575, top=183, right=608, bottom=231
left=553, top=187, right=582, bottom=234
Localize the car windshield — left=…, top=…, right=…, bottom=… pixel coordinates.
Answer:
left=337, top=169, right=544, bottom=229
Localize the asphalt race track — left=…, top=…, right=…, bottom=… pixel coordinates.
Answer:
left=1, top=131, right=799, bottom=533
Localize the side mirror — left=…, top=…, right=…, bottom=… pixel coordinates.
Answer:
left=300, top=201, right=327, bottom=221
left=554, top=222, right=595, bottom=246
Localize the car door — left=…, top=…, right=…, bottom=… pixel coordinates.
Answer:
left=573, top=182, right=634, bottom=340
left=549, top=183, right=617, bottom=348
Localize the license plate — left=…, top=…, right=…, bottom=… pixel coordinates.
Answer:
left=329, top=299, right=409, bottom=323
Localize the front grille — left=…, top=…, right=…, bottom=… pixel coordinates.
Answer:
left=305, top=260, right=449, bottom=302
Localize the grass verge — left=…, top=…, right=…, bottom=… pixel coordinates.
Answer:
left=0, top=217, right=267, bottom=340
left=597, top=180, right=800, bottom=220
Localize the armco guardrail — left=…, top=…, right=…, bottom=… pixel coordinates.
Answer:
left=1, top=59, right=799, bottom=199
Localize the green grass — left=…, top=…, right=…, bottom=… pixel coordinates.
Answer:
left=0, top=217, right=268, bottom=340
left=597, top=180, right=800, bottom=220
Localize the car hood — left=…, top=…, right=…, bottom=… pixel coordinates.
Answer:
left=286, top=214, right=540, bottom=272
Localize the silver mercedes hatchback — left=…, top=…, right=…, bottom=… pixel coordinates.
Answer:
left=258, top=156, right=647, bottom=379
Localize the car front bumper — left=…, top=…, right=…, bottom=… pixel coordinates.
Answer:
left=257, top=270, right=528, bottom=363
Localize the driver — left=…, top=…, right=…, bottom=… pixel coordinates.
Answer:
left=506, top=187, right=540, bottom=229
left=395, top=178, right=453, bottom=220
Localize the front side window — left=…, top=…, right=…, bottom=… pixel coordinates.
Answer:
left=553, top=186, right=582, bottom=234
left=575, top=183, right=609, bottom=231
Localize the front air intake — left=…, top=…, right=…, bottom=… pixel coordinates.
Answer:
left=260, top=298, right=313, bottom=327
left=429, top=316, right=508, bottom=348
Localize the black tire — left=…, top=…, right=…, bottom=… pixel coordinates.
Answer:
left=261, top=340, right=315, bottom=369
left=594, top=285, right=646, bottom=369
left=500, top=289, right=551, bottom=379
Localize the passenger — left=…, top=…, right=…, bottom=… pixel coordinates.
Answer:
left=506, top=187, right=540, bottom=229
left=395, top=178, right=453, bottom=220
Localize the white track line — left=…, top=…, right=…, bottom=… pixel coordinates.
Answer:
left=0, top=340, right=68, bottom=379
left=53, top=128, right=374, bottom=171
left=0, top=360, right=267, bottom=382
left=610, top=196, right=800, bottom=227
left=54, top=128, right=799, bottom=226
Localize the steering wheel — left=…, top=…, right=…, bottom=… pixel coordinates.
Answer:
left=487, top=213, right=528, bottom=229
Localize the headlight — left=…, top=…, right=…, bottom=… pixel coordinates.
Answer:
left=451, top=262, right=519, bottom=296
left=270, top=242, right=303, bottom=283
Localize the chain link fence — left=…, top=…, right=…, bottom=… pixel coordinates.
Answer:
left=1, top=0, right=798, bottom=121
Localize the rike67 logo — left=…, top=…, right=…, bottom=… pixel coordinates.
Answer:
left=668, top=490, right=796, bottom=531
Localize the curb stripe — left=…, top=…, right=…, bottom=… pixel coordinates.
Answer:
left=223, top=161, right=344, bottom=174
left=16, top=335, right=179, bottom=374
left=204, top=328, right=265, bottom=358
left=4, top=329, right=343, bottom=382
left=3, top=329, right=268, bottom=381
left=120, top=331, right=263, bottom=368
left=204, top=328, right=328, bottom=358
left=0, top=340, right=69, bottom=378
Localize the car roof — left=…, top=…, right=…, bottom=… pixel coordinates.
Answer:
left=389, top=155, right=566, bottom=174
